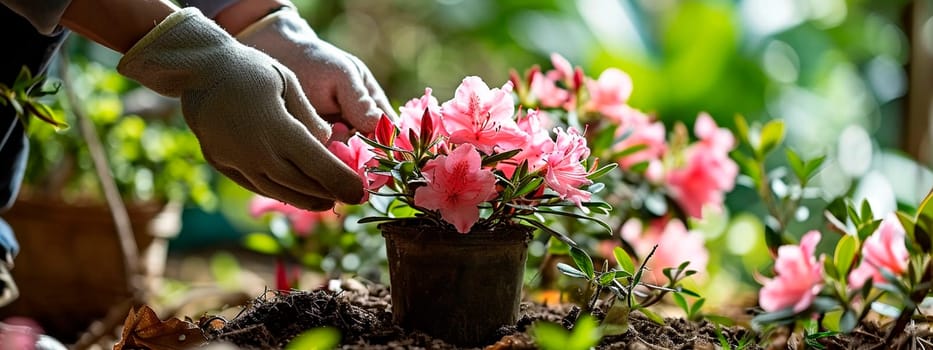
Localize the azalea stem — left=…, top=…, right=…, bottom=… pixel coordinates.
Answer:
left=887, top=259, right=933, bottom=343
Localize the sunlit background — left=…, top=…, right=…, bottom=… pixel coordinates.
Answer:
left=8, top=0, right=933, bottom=341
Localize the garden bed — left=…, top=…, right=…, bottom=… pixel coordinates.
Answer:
left=202, top=281, right=916, bottom=349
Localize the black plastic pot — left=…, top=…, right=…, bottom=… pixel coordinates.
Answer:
left=381, top=220, right=533, bottom=346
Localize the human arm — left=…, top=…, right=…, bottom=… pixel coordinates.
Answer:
left=214, top=0, right=396, bottom=133
left=58, top=0, right=364, bottom=209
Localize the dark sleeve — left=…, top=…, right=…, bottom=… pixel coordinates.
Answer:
left=180, top=0, right=241, bottom=18
left=0, top=0, right=70, bottom=35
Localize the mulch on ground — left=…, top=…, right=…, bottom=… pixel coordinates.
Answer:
left=206, top=281, right=928, bottom=350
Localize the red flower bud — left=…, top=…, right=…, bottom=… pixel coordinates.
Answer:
left=375, top=113, right=397, bottom=146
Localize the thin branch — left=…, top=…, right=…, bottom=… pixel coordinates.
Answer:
left=59, top=44, right=143, bottom=349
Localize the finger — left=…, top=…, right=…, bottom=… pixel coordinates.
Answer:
left=333, top=58, right=385, bottom=134
left=265, top=155, right=335, bottom=200
left=212, top=162, right=265, bottom=195
left=246, top=172, right=336, bottom=211
left=275, top=64, right=332, bottom=143
left=283, top=144, right=365, bottom=204
left=271, top=63, right=365, bottom=203
left=348, top=54, right=397, bottom=122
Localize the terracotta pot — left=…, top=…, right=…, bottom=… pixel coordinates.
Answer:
left=381, top=220, right=533, bottom=346
left=0, top=195, right=181, bottom=342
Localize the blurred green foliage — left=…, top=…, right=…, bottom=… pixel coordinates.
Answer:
left=23, top=38, right=216, bottom=208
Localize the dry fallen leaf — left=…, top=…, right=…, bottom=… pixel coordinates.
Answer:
left=113, top=305, right=207, bottom=350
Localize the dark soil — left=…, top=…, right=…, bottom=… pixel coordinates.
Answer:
left=206, top=281, right=928, bottom=350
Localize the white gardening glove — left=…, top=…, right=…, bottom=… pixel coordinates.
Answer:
left=235, top=6, right=396, bottom=133
left=117, top=8, right=362, bottom=210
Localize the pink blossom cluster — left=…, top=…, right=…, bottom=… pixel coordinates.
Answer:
left=848, top=214, right=910, bottom=290
left=758, top=231, right=825, bottom=313
left=249, top=195, right=339, bottom=236
left=525, top=54, right=738, bottom=219
left=758, top=214, right=910, bottom=313
left=329, top=76, right=599, bottom=234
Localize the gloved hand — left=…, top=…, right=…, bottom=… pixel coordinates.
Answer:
left=235, top=6, right=396, bottom=133
left=117, top=8, right=362, bottom=210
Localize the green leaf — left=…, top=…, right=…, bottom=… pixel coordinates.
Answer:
left=482, top=149, right=522, bottom=167
left=519, top=217, right=578, bottom=247
left=915, top=189, right=933, bottom=223
left=613, top=247, right=635, bottom=274
left=513, top=177, right=544, bottom=198
left=846, top=201, right=862, bottom=227
left=612, top=144, right=648, bottom=159
left=598, top=271, right=617, bottom=286
left=803, top=155, right=826, bottom=179
left=286, top=327, right=341, bottom=350
left=860, top=200, right=874, bottom=224
left=533, top=208, right=612, bottom=233
left=825, top=197, right=848, bottom=226
left=569, top=247, right=595, bottom=279
left=751, top=308, right=797, bottom=328
left=672, top=293, right=689, bottom=314
left=358, top=133, right=409, bottom=155
left=637, top=308, right=665, bottom=325
left=823, top=258, right=839, bottom=280
left=914, top=217, right=932, bottom=253
left=557, top=262, right=588, bottom=279
left=833, top=234, right=858, bottom=279
left=690, top=298, right=706, bottom=318
left=600, top=303, right=630, bottom=336
left=857, top=219, right=882, bottom=241
left=532, top=321, right=569, bottom=350
left=895, top=211, right=916, bottom=245
left=734, top=114, right=750, bottom=144
left=357, top=216, right=401, bottom=224
left=593, top=124, right=618, bottom=151
left=629, top=161, right=650, bottom=173
left=704, top=314, right=735, bottom=327
left=733, top=152, right=762, bottom=188
left=243, top=233, right=282, bottom=255
left=679, top=288, right=701, bottom=298
left=786, top=148, right=806, bottom=182
left=757, top=119, right=785, bottom=156
left=869, top=301, right=902, bottom=319
left=836, top=310, right=854, bottom=333
left=587, top=162, right=618, bottom=180
left=567, top=315, right=602, bottom=350
left=643, top=193, right=668, bottom=216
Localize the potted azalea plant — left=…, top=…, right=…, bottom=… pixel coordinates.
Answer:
left=327, top=76, right=615, bottom=345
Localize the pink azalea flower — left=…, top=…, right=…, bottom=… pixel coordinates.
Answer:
left=611, top=108, right=667, bottom=169
left=542, top=128, right=593, bottom=207
left=328, top=135, right=389, bottom=201
left=441, top=77, right=527, bottom=154
left=759, top=231, right=824, bottom=313
left=585, top=68, right=633, bottom=116
left=693, top=112, right=735, bottom=154
left=620, top=218, right=709, bottom=285
left=848, top=214, right=910, bottom=290
left=666, top=113, right=738, bottom=218
left=414, top=144, right=499, bottom=233
left=499, top=109, right=554, bottom=177
left=530, top=71, right=572, bottom=109
left=529, top=53, right=578, bottom=111
left=550, top=53, right=574, bottom=81
left=396, top=88, right=447, bottom=151
left=249, top=195, right=339, bottom=236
